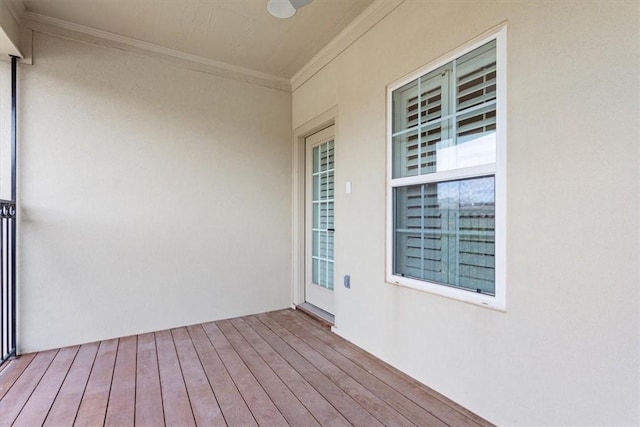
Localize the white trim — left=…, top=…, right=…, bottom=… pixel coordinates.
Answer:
left=390, top=164, right=496, bottom=188
left=291, top=0, right=404, bottom=91
left=385, top=24, right=507, bottom=311
left=20, top=11, right=291, bottom=92
left=6, top=0, right=404, bottom=92
left=0, top=0, right=23, bottom=58
left=387, top=22, right=507, bottom=92
left=494, top=25, right=508, bottom=312
left=291, top=107, right=338, bottom=312
left=304, top=125, right=336, bottom=315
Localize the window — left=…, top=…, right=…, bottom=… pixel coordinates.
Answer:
left=386, top=27, right=506, bottom=309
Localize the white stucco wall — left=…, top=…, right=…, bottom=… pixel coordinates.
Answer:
left=0, top=59, right=12, bottom=199
left=292, top=1, right=639, bottom=425
left=18, top=32, right=292, bottom=353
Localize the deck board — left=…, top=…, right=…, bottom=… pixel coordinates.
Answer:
left=201, top=321, right=288, bottom=427
left=0, top=349, right=57, bottom=427
left=269, top=310, right=450, bottom=426
left=155, top=329, right=196, bottom=427
left=244, top=315, right=384, bottom=427
left=0, top=353, right=35, bottom=401
left=229, top=317, right=350, bottom=426
left=274, top=309, right=489, bottom=426
left=187, top=324, right=257, bottom=426
left=0, top=309, right=493, bottom=426
left=74, top=338, right=118, bottom=427
left=277, top=309, right=493, bottom=427
left=43, top=342, right=99, bottom=427
left=12, top=346, right=78, bottom=427
left=217, top=319, right=320, bottom=427
left=134, top=333, right=165, bottom=427
left=258, top=313, right=417, bottom=427
left=105, top=335, right=137, bottom=427
left=172, top=327, right=225, bottom=426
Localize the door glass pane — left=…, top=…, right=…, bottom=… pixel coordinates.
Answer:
left=312, top=231, right=319, bottom=256
left=318, top=259, right=326, bottom=286
left=313, top=145, right=320, bottom=173
left=312, top=257, right=319, bottom=284
left=327, top=232, right=334, bottom=259
left=312, top=174, right=319, bottom=202
left=311, top=139, right=334, bottom=291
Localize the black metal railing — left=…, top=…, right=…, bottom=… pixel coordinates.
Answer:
left=0, top=200, right=16, bottom=362
left=1, top=55, right=18, bottom=365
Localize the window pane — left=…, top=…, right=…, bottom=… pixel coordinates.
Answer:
left=432, top=105, right=495, bottom=173
left=391, top=41, right=497, bottom=178
left=392, top=79, right=419, bottom=133
left=392, top=129, right=420, bottom=178
left=419, top=64, right=449, bottom=127
left=451, top=104, right=496, bottom=169
left=394, top=176, right=495, bottom=295
left=456, top=40, right=496, bottom=112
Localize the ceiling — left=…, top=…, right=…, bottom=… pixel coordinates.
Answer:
left=10, top=0, right=375, bottom=78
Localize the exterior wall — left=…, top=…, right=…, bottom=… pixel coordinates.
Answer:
left=292, top=1, right=639, bottom=425
left=0, top=59, right=12, bottom=198
left=18, top=32, right=292, bottom=353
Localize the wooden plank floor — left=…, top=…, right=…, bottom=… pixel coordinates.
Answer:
left=0, top=309, right=493, bottom=426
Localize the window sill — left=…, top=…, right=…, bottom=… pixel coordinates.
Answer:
left=386, top=274, right=506, bottom=312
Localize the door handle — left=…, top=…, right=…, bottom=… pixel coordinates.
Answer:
left=327, top=228, right=335, bottom=232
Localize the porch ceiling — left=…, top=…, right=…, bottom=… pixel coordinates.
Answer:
left=8, top=0, right=375, bottom=78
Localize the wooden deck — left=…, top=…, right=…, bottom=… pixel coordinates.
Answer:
left=0, top=309, right=492, bottom=426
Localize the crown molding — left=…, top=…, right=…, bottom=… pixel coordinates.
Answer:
left=3, top=0, right=24, bottom=26
left=0, top=0, right=23, bottom=58
left=21, top=11, right=291, bottom=92
left=6, top=0, right=403, bottom=92
left=290, top=0, right=404, bottom=91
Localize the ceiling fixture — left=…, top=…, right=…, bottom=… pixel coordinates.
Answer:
left=267, top=0, right=313, bottom=19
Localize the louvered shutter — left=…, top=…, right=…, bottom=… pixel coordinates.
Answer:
left=392, top=40, right=497, bottom=295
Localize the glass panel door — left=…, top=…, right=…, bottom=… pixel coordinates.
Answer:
left=312, top=140, right=334, bottom=290
left=305, top=125, right=335, bottom=314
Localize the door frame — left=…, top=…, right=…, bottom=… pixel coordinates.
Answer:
left=304, top=125, right=336, bottom=314
left=292, top=106, right=338, bottom=315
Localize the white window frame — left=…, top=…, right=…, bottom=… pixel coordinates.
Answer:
left=386, top=25, right=507, bottom=311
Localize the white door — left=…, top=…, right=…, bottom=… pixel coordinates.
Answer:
left=305, top=125, right=335, bottom=314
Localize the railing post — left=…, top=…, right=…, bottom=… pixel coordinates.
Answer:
left=1, top=55, right=18, bottom=364
left=9, top=55, right=17, bottom=359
